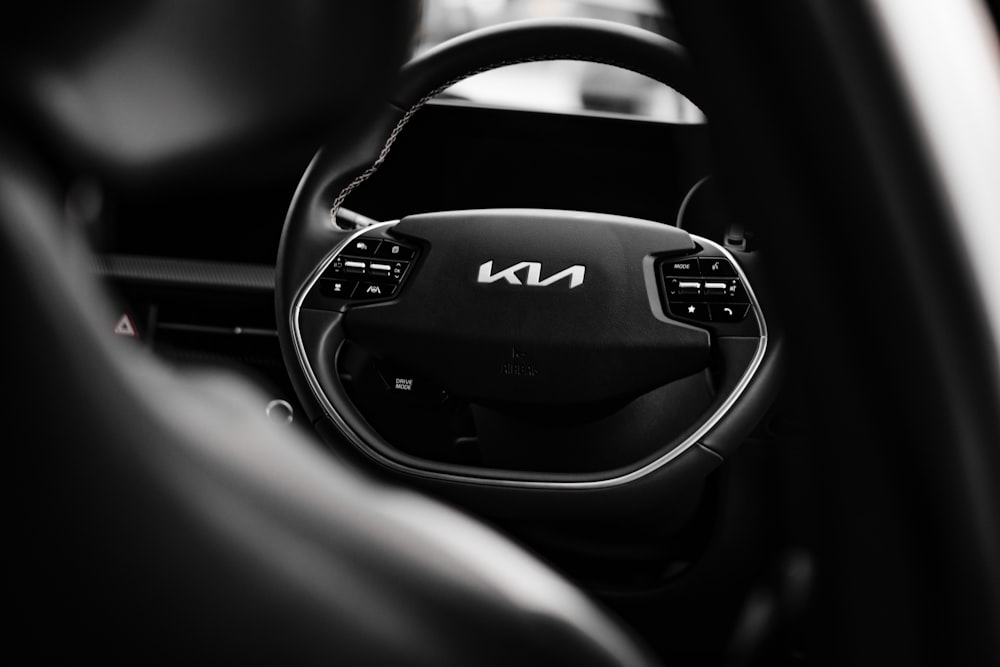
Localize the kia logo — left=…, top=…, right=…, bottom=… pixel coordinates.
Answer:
left=477, top=261, right=586, bottom=289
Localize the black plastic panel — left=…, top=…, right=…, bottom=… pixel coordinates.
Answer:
left=94, top=254, right=275, bottom=292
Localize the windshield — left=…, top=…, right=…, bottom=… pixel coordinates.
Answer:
left=417, top=0, right=704, bottom=122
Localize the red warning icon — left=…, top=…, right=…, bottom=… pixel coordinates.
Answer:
left=113, top=313, right=138, bottom=338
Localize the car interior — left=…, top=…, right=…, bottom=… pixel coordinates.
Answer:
left=4, top=1, right=1000, bottom=665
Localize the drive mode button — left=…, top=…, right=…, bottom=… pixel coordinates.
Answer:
left=355, top=282, right=396, bottom=299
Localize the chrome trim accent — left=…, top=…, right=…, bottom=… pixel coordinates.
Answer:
left=476, top=260, right=587, bottom=289
left=291, top=228, right=768, bottom=489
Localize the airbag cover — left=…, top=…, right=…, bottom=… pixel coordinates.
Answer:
left=346, top=210, right=709, bottom=405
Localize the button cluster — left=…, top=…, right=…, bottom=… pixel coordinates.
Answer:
left=661, top=256, right=750, bottom=324
left=318, top=236, right=416, bottom=301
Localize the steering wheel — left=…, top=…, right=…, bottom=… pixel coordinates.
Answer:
left=276, top=19, right=782, bottom=517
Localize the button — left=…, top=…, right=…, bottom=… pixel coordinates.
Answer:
left=391, top=261, right=409, bottom=282
left=699, top=257, right=737, bottom=277
left=375, top=242, right=415, bottom=260
left=318, top=278, right=357, bottom=299
left=710, top=304, right=750, bottom=322
left=663, top=258, right=700, bottom=276
left=677, top=280, right=702, bottom=296
left=322, top=256, right=347, bottom=278
left=113, top=312, right=139, bottom=338
left=672, top=302, right=711, bottom=322
left=699, top=278, right=749, bottom=303
left=343, top=238, right=381, bottom=257
left=382, top=373, right=438, bottom=398
left=704, top=281, right=728, bottom=296
left=343, top=259, right=367, bottom=274
left=723, top=279, right=749, bottom=303
left=374, top=362, right=445, bottom=401
left=355, top=282, right=397, bottom=299
left=381, top=374, right=443, bottom=400
left=368, top=261, right=393, bottom=278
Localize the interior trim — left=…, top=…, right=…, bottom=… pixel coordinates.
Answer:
left=94, top=254, right=275, bottom=292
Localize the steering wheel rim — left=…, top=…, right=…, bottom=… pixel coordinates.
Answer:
left=276, top=18, right=781, bottom=498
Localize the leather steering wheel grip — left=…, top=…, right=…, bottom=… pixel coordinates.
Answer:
left=391, top=17, right=704, bottom=110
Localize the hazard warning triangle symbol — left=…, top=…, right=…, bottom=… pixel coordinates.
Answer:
left=113, top=313, right=138, bottom=338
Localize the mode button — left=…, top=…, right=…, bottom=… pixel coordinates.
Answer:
left=663, top=259, right=700, bottom=276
